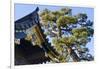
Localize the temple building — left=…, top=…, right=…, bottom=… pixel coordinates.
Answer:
left=14, top=7, right=59, bottom=65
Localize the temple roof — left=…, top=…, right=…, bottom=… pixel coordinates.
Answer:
left=15, top=7, right=39, bottom=23
left=15, top=7, right=39, bottom=39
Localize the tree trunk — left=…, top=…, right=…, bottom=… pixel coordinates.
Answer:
left=67, top=46, right=80, bottom=62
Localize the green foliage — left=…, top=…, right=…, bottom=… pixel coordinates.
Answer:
left=57, top=16, right=77, bottom=27
left=72, top=27, right=88, bottom=38
left=52, top=11, right=64, bottom=18
left=40, top=8, right=50, bottom=17
left=76, top=13, right=88, bottom=19
left=87, top=27, right=94, bottom=36
left=39, top=7, right=93, bottom=62
left=56, top=16, right=77, bottom=37
left=79, top=38, right=88, bottom=46
left=52, top=38, right=65, bottom=59
left=56, top=16, right=78, bottom=30
left=52, top=37, right=62, bottom=47
left=52, top=36, right=76, bottom=47
left=61, top=36, right=76, bottom=46
left=41, top=13, right=55, bottom=26
left=41, top=14, right=51, bottom=22
left=71, top=27, right=91, bottom=46
left=72, top=27, right=94, bottom=38
left=61, top=7, right=72, bottom=15
left=58, top=26, right=62, bottom=37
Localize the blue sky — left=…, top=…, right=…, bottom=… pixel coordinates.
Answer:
left=15, top=4, right=94, bottom=21
left=14, top=4, right=94, bottom=56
